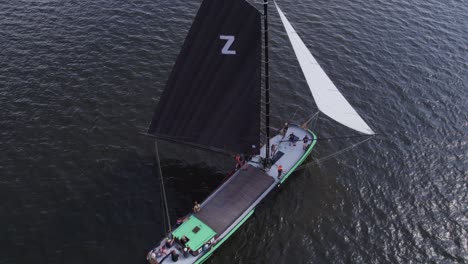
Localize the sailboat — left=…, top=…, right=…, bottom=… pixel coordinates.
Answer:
left=145, top=0, right=374, bottom=263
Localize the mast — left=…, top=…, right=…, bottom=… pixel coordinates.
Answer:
left=263, top=0, right=270, bottom=163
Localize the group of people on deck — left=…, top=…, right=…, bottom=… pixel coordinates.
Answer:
left=146, top=233, right=209, bottom=264
left=230, top=122, right=312, bottom=180
left=277, top=122, right=310, bottom=180
left=287, top=133, right=309, bottom=149
left=280, top=122, right=310, bottom=149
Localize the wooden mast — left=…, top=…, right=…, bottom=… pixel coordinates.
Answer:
left=263, top=0, right=270, bottom=163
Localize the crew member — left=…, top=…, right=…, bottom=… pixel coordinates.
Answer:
left=165, top=237, right=174, bottom=248
left=271, top=144, right=277, bottom=158
left=289, top=133, right=296, bottom=146
left=303, top=135, right=309, bottom=150
left=180, top=236, right=189, bottom=246
left=193, top=201, right=201, bottom=213
left=235, top=154, right=242, bottom=170
left=277, top=165, right=283, bottom=179
left=280, top=122, right=289, bottom=137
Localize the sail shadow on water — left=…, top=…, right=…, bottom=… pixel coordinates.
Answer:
left=154, top=160, right=228, bottom=220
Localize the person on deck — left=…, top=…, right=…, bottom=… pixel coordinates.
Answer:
left=240, top=155, right=248, bottom=170
left=193, top=201, right=201, bottom=213
left=235, top=154, right=242, bottom=170
left=165, top=237, right=174, bottom=248
left=146, top=250, right=158, bottom=264
left=155, top=246, right=167, bottom=258
left=280, top=122, right=289, bottom=138
left=180, top=236, right=189, bottom=246
left=277, top=165, right=283, bottom=179
left=289, top=133, right=296, bottom=146
left=176, top=216, right=188, bottom=226
left=171, top=250, right=179, bottom=262
left=271, top=144, right=277, bottom=158
left=183, top=247, right=189, bottom=258
left=303, top=135, right=309, bottom=150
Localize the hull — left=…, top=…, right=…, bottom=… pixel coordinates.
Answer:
left=148, top=125, right=317, bottom=264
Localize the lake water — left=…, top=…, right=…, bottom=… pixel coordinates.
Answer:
left=0, top=0, right=466, bottom=263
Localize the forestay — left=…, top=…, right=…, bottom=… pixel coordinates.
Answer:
left=148, top=0, right=262, bottom=154
left=275, top=2, right=374, bottom=135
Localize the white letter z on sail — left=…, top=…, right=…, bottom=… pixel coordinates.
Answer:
left=220, top=35, right=236, bottom=55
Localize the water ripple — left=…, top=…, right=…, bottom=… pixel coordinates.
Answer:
left=0, top=0, right=466, bottom=263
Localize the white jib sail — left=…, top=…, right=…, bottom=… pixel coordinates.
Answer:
left=275, top=2, right=375, bottom=135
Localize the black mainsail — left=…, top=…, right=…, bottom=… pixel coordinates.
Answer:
left=148, top=0, right=262, bottom=154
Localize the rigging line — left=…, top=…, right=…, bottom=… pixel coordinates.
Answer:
left=314, top=134, right=378, bottom=141
left=311, top=111, right=320, bottom=132
left=317, top=136, right=373, bottom=162
left=140, top=132, right=196, bottom=141
left=159, top=176, right=167, bottom=236
left=296, top=136, right=374, bottom=171
left=291, top=108, right=299, bottom=122
left=154, top=139, right=172, bottom=235
left=300, top=111, right=320, bottom=129
left=279, top=133, right=377, bottom=143
left=140, top=132, right=234, bottom=157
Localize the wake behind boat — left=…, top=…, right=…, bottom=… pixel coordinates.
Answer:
left=144, top=0, right=375, bottom=263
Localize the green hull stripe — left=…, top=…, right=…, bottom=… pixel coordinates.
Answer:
left=280, top=130, right=317, bottom=184
left=194, top=209, right=255, bottom=264
left=194, top=130, right=317, bottom=263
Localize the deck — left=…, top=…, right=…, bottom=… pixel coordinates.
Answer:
left=196, top=165, right=274, bottom=234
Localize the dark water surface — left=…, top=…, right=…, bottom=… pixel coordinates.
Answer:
left=1, top=0, right=467, bottom=263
